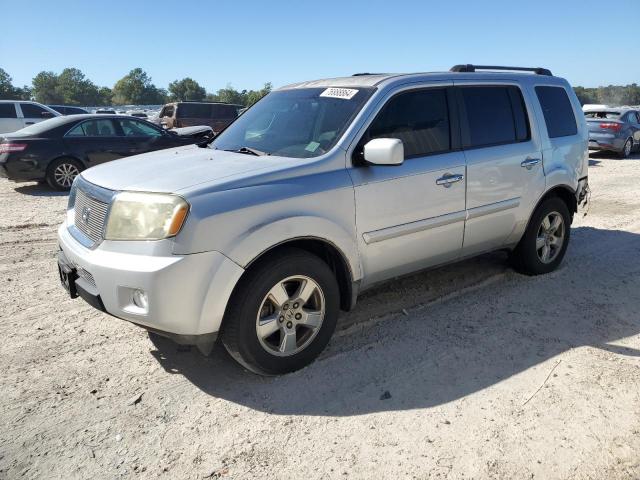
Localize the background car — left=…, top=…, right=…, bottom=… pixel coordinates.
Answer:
left=95, top=108, right=116, bottom=114
left=0, top=100, right=60, bottom=134
left=0, top=114, right=209, bottom=190
left=585, top=108, right=640, bottom=157
left=156, top=101, right=243, bottom=133
left=48, top=105, right=90, bottom=115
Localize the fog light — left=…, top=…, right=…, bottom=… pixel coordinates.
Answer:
left=132, top=289, right=148, bottom=310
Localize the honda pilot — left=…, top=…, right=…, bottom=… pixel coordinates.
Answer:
left=57, top=65, right=589, bottom=375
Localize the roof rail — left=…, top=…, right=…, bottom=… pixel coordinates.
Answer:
left=450, top=64, right=553, bottom=76
left=352, top=72, right=383, bottom=76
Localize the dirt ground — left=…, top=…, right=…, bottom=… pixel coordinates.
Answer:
left=1, top=152, right=639, bottom=480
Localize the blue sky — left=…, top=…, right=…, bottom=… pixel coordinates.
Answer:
left=1, top=0, right=638, bottom=92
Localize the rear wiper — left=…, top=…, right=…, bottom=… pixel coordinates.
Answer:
left=225, top=146, right=269, bottom=156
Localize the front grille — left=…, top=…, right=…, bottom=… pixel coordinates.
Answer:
left=74, top=188, right=109, bottom=246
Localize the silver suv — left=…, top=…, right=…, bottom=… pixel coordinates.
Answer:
left=57, top=65, right=589, bottom=375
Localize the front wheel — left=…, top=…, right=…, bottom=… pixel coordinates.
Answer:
left=221, top=248, right=340, bottom=375
left=510, top=197, right=571, bottom=275
left=46, top=158, right=83, bottom=190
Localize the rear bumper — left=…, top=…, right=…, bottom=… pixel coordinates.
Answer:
left=588, top=133, right=625, bottom=152
left=57, top=222, right=245, bottom=339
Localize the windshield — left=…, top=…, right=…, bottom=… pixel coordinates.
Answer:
left=212, top=87, right=375, bottom=158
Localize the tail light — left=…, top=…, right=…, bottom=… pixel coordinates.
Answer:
left=600, top=122, right=622, bottom=132
left=0, top=143, right=28, bottom=153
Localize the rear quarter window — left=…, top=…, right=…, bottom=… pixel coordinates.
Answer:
left=0, top=103, right=17, bottom=118
left=535, top=86, right=577, bottom=138
left=211, top=104, right=239, bottom=120
left=177, top=103, right=212, bottom=118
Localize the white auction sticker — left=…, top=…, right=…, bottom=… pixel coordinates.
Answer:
left=320, top=87, right=359, bottom=100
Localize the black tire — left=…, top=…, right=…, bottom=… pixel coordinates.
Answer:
left=618, top=138, right=633, bottom=159
left=510, top=197, right=571, bottom=275
left=221, top=248, right=340, bottom=375
left=46, top=157, right=83, bottom=191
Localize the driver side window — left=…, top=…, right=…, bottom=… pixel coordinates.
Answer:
left=357, top=88, right=451, bottom=161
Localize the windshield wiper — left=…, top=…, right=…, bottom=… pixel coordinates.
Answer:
left=225, top=146, right=269, bottom=156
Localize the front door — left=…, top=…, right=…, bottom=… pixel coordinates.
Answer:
left=455, top=83, right=545, bottom=256
left=65, top=119, right=128, bottom=166
left=349, top=85, right=466, bottom=287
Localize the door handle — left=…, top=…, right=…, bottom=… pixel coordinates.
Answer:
left=436, top=173, right=464, bottom=187
left=25, top=122, right=35, bottom=125
left=521, top=158, right=541, bottom=169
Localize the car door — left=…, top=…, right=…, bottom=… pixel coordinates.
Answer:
left=0, top=103, right=24, bottom=134
left=348, top=84, right=467, bottom=287
left=625, top=111, right=640, bottom=147
left=454, top=83, right=545, bottom=256
left=117, top=118, right=175, bottom=154
left=64, top=119, right=127, bottom=166
left=18, top=103, right=55, bottom=127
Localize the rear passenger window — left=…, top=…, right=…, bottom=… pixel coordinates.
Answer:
left=459, top=86, right=530, bottom=148
left=535, top=86, right=577, bottom=138
left=0, top=103, right=17, bottom=118
left=366, top=89, right=450, bottom=158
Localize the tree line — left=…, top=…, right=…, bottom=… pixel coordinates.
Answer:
left=2, top=66, right=639, bottom=107
left=0, top=67, right=272, bottom=107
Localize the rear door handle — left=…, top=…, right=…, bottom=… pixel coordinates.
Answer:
left=436, top=173, right=464, bottom=187
left=25, top=122, right=35, bottom=125
left=521, top=158, right=541, bottom=169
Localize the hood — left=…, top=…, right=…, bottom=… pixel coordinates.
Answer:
left=80, top=145, right=303, bottom=193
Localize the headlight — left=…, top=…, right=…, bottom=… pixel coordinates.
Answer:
left=105, top=192, right=189, bottom=241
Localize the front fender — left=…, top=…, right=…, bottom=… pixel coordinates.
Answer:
left=226, top=215, right=362, bottom=281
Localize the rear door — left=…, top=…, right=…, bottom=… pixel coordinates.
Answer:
left=18, top=103, right=54, bottom=127
left=0, top=103, right=23, bottom=133
left=455, top=83, right=545, bottom=256
left=64, top=119, right=127, bottom=166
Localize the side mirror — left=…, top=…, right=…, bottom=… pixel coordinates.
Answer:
left=41, top=111, right=54, bottom=118
left=363, top=138, right=404, bottom=166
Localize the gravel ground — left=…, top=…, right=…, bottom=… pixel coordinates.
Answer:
left=1, top=152, right=639, bottom=479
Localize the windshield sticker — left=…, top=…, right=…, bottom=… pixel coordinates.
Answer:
left=305, top=141, right=320, bottom=152
left=320, top=87, right=359, bottom=100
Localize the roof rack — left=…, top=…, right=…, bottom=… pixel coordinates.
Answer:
left=450, top=64, right=553, bottom=76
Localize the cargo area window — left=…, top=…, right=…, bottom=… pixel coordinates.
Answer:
left=535, top=86, right=577, bottom=138
left=459, top=85, right=530, bottom=149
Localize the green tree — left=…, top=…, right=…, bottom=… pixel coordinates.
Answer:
left=0, top=68, right=30, bottom=100
left=55, top=68, right=102, bottom=105
left=32, top=71, right=63, bottom=104
left=112, top=68, right=166, bottom=105
left=245, top=82, right=272, bottom=106
left=168, top=77, right=206, bottom=101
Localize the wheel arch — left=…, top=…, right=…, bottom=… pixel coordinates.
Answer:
left=45, top=154, right=87, bottom=173
left=242, top=237, right=357, bottom=312
left=524, top=184, right=577, bottom=236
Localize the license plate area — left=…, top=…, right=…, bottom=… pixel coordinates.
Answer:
left=58, top=251, right=78, bottom=299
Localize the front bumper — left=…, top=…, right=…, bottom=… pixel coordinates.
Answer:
left=57, top=223, right=245, bottom=341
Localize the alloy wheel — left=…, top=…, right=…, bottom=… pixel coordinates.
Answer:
left=53, top=163, right=80, bottom=188
left=255, top=275, right=325, bottom=356
left=536, top=211, right=565, bottom=264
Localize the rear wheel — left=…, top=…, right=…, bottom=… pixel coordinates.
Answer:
left=510, top=197, right=571, bottom=275
left=221, top=248, right=340, bottom=375
left=46, top=158, right=83, bottom=190
left=619, top=138, right=633, bottom=159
